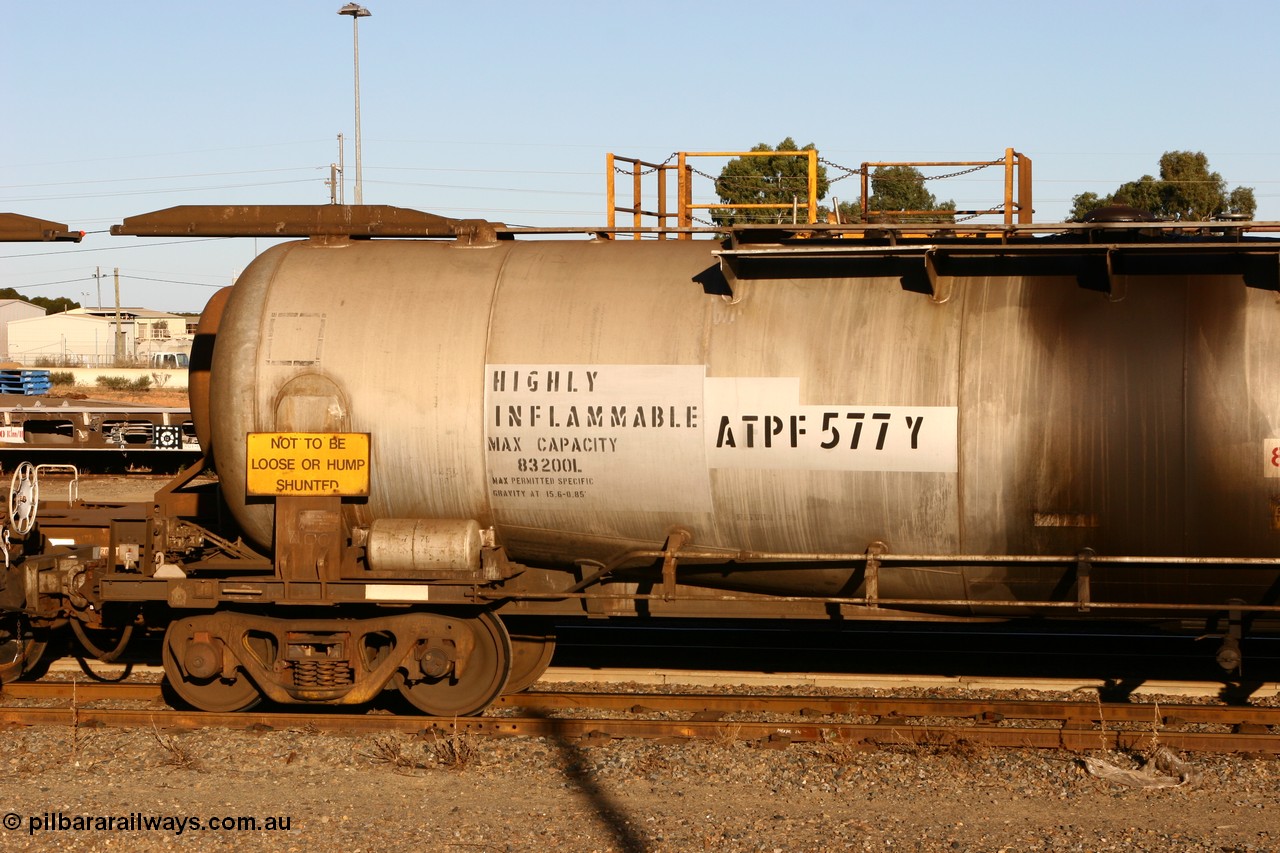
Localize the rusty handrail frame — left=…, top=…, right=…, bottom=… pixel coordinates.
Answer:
left=605, top=150, right=822, bottom=240
left=678, top=149, right=820, bottom=229
left=605, top=154, right=686, bottom=241
left=859, top=148, right=1033, bottom=225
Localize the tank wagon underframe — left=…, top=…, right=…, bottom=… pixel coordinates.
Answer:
left=5, top=205, right=1280, bottom=713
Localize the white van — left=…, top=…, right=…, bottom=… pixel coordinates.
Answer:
left=149, top=352, right=190, bottom=369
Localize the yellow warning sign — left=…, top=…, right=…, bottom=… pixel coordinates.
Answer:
left=246, top=432, right=370, bottom=497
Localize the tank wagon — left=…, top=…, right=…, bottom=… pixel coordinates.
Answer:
left=4, top=204, right=1280, bottom=714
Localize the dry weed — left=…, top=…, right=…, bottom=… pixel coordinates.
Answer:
left=877, top=729, right=989, bottom=768
left=1145, top=699, right=1162, bottom=754
left=360, top=735, right=430, bottom=772
left=1095, top=692, right=1109, bottom=753
left=814, top=729, right=865, bottom=766
left=69, top=679, right=100, bottom=771
left=711, top=723, right=743, bottom=748
left=424, top=724, right=478, bottom=770
left=939, top=737, right=989, bottom=763
left=151, top=727, right=201, bottom=770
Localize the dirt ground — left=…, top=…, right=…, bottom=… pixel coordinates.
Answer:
left=47, top=387, right=190, bottom=408
left=0, top=706, right=1275, bottom=853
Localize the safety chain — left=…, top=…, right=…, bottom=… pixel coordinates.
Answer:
left=616, top=154, right=1004, bottom=183
left=923, top=160, right=1004, bottom=182
left=611, top=152, right=679, bottom=177
left=614, top=153, right=1009, bottom=225
left=615, top=155, right=1003, bottom=186
left=817, top=158, right=1005, bottom=184
left=818, top=158, right=864, bottom=184
left=955, top=201, right=1005, bottom=223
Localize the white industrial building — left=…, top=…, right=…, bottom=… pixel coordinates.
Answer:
left=6, top=307, right=193, bottom=367
left=0, top=299, right=45, bottom=362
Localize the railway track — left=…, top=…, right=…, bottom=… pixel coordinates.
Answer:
left=4, top=678, right=1277, bottom=755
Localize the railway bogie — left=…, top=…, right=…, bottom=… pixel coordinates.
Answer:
left=159, top=609, right=511, bottom=715
left=3, top=205, right=1280, bottom=713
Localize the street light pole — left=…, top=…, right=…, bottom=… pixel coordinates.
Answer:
left=338, top=3, right=370, bottom=205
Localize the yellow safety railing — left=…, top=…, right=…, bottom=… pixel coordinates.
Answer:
left=859, top=149, right=1032, bottom=225
left=606, top=147, right=1031, bottom=237
left=606, top=150, right=820, bottom=240
left=678, top=150, right=820, bottom=231
left=605, top=154, right=685, bottom=240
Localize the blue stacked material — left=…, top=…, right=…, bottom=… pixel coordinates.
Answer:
left=0, top=370, right=52, bottom=395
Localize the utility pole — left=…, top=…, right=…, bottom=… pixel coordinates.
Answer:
left=113, top=267, right=125, bottom=363
left=327, top=133, right=345, bottom=204
left=338, top=4, right=370, bottom=205
left=94, top=266, right=102, bottom=308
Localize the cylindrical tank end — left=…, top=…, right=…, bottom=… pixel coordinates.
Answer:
left=189, top=286, right=234, bottom=461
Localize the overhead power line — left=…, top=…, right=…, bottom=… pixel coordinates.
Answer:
left=0, top=238, right=226, bottom=259
left=2, top=178, right=317, bottom=204
left=123, top=274, right=228, bottom=289
left=1, top=276, right=96, bottom=290
left=0, top=167, right=320, bottom=191
left=2, top=272, right=227, bottom=293
left=1, top=140, right=332, bottom=170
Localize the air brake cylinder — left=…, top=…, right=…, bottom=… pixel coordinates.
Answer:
left=364, top=518, right=483, bottom=573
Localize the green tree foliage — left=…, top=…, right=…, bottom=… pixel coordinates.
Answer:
left=713, top=138, right=829, bottom=225
left=1069, top=151, right=1256, bottom=222
left=0, top=287, right=79, bottom=314
left=823, top=166, right=955, bottom=224
left=828, top=200, right=863, bottom=224
left=865, top=166, right=955, bottom=223
left=34, top=295, right=80, bottom=314
left=868, top=166, right=949, bottom=213
left=1067, top=192, right=1105, bottom=220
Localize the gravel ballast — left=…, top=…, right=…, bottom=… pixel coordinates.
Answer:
left=0, top=713, right=1275, bottom=852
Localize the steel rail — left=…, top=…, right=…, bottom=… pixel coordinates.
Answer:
left=3, top=683, right=1276, bottom=754
left=0, top=704, right=1274, bottom=755
left=12, top=681, right=1280, bottom=726
left=2, top=682, right=162, bottom=702
left=10, top=680, right=1280, bottom=726
left=495, top=692, right=1280, bottom=727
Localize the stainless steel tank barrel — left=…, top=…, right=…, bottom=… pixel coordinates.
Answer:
left=201, top=237, right=1280, bottom=593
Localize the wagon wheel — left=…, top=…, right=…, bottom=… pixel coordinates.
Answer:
left=7, top=461, right=39, bottom=536
left=395, top=611, right=512, bottom=716
left=161, top=622, right=261, bottom=712
left=0, top=615, right=46, bottom=684
left=502, top=631, right=556, bottom=694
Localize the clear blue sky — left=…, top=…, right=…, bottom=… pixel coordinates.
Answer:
left=4, top=1, right=1278, bottom=313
